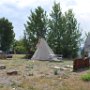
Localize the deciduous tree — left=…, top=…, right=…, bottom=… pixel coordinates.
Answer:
left=0, top=17, right=15, bottom=52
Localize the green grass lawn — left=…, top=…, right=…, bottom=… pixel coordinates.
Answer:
left=0, top=54, right=90, bottom=90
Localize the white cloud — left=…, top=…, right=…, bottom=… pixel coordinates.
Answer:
left=0, top=0, right=90, bottom=39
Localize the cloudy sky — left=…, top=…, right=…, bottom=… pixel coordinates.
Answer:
left=0, top=0, right=90, bottom=40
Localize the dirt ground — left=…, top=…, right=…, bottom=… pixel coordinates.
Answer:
left=0, top=54, right=90, bottom=90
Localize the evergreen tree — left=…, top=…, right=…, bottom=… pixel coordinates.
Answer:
left=48, top=2, right=81, bottom=58
left=47, top=2, right=63, bottom=54
left=63, top=9, right=81, bottom=57
left=24, top=6, right=48, bottom=53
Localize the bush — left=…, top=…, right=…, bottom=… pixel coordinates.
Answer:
left=81, top=73, right=90, bottom=81
left=54, top=69, right=58, bottom=75
left=25, top=54, right=33, bottom=59
left=25, top=51, right=34, bottom=59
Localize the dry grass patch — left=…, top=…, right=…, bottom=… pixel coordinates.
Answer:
left=0, top=55, right=89, bottom=90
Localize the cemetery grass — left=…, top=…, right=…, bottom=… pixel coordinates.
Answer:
left=0, top=54, right=90, bottom=90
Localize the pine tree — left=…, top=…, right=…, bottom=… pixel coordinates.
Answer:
left=24, top=6, right=48, bottom=53
left=47, top=2, right=63, bottom=54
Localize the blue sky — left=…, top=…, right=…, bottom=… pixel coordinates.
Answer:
left=0, top=0, right=90, bottom=40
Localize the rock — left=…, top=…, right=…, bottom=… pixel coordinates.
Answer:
left=54, top=66, right=60, bottom=69
left=65, top=65, right=73, bottom=68
left=0, top=65, right=6, bottom=69
left=7, top=70, right=18, bottom=75
left=60, top=67, right=67, bottom=71
left=45, top=73, right=49, bottom=76
left=28, top=73, right=33, bottom=76
left=12, top=88, right=16, bottom=90
left=40, top=74, right=46, bottom=78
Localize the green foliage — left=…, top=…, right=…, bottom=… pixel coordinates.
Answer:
left=11, top=81, right=17, bottom=88
left=47, top=2, right=63, bottom=54
left=13, top=39, right=26, bottom=54
left=47, top=2, right=81, bottom=58
left=0, top=84, right=3, bottom=88
left=0, top=17, right=15, bottom=52
left=54, top=69, right=58, bottom=75
left=81, top=73, right=90, bottom=81
left=24, top=6, right=48, bottom=54
left=26, top=63, right=34, bottom=76
left=24, top=2, right=82, bottom=58
left=15, top=46, right=25, bottom=53
left=62, top=9, right=81, bottom=58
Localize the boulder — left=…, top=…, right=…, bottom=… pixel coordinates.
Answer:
left=0, top=65, right=6, bottom=70
left=7, top=70, right=18, bottom=75
left=65, top=65, right=73, bottom=68
left=60, top=67, right=67, bottom=71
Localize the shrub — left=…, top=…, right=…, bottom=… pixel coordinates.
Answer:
left=54, top=69, right=58, bottom=75
left=81, top=73, right=90, bottom=81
